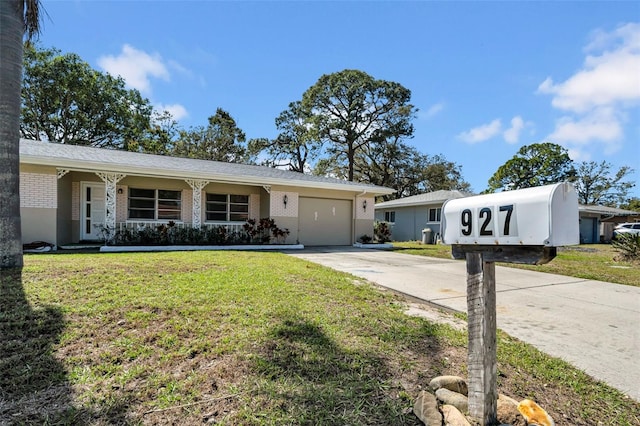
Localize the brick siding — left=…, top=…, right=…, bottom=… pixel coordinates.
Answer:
left=270, top=191, right=298, bottom=217
left=20, top=172, right=57, bottom=209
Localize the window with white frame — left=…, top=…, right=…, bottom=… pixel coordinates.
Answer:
left=128, top=188, right=182, bottom=220
left=206, top=193, right=249, bottom=222
left=384, top=211, right=396, bottom=222
left=428, top=207, right=441, bottom=222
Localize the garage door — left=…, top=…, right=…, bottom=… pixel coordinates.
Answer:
left=298, top=198, right=352, bottom=246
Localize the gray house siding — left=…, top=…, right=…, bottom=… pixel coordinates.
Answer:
left=374, top=190, right=472, bottom=243
left=375, top=204, right=442, bottom=242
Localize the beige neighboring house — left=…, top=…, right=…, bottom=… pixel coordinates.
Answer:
left=374, top=190, right=472, bottom=242
left=19, top=139, right=394, bottom=247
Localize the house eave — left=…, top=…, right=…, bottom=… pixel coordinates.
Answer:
left=374, top=200, right=450, bottom=209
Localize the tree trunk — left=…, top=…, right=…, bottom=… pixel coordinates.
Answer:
left=0, top=0, right=25, bottom=269
left=347, top=141, right=355, bottom=182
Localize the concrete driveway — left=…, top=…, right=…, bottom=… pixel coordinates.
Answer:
left=285, top=246, right=640, bottom=401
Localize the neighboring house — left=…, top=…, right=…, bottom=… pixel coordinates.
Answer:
left=374, top=190, right=472, bottom=242
left=373, top=185, right=639, bottom=245
left=19, top=139, right=394, bottom=247
left=578, top=204, right=639, bottom=243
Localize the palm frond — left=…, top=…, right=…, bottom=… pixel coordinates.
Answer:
left=22, top=0, right=45, bottom=40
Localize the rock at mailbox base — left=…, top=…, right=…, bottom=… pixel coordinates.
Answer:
left=413, top=391, right=443, bottom=426
left=429, top=375, right=469, bottom=396
left=517, top=399, right=555, bottom=426
left=435, top=388, right=468, bottom=414
left=441, top=404, right=471, bottom=426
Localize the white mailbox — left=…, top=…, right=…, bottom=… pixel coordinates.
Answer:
left=441, top=182, right=579, bottom=247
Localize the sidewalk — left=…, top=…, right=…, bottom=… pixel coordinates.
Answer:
left=286, top=247, right=640, bottom=401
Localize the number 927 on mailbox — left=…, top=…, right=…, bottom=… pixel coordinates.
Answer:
left=441, top=183, right=579, bottom=247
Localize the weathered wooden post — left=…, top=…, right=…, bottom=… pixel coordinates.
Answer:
left=465, top=252, right=497, bottom=424
left=441, top=183, right=579, bottom=425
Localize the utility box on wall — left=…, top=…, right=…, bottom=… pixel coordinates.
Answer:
left=441, top=182, right=579, bottom=247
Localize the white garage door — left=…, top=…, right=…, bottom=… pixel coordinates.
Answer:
left=298, top=198, right=352, bottom=246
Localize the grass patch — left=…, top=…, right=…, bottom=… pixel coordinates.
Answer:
left=392, top=241, right=640, bottom=287
left=1, top=251, right=638, bottom=424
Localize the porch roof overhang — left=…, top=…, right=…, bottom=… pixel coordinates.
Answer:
left=20, top=139, right=394, bottom=196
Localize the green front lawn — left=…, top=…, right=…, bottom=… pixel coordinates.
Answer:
left=1, top=251, right=638, bottom=424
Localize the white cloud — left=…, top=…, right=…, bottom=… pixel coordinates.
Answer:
left=538, top=22, right=640, bottom=158
left=98, top=44, right=170, bottom=95
left=585, top=22, right=640, bottom=54
left=458, top=119, right=502, bottom=144
left=537, top=23, right=640, bottom=113
left=549, top=107, right=624, bottom=158
left=503, top=116, right=525, bottom=144
left=155, top=103, right=189, bottom=121
left=422, top=102, right=444, bottom=119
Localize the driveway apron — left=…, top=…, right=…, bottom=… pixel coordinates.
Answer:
left=285, top=247, right=640, bottom=401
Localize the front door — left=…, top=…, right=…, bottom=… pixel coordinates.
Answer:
left=81, top=182, right=106, bottom=241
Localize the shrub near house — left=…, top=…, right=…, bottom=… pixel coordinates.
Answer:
left=107, top=218, right=290, bottom=246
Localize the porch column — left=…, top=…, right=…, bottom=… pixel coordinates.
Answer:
left=185, top=179, right=209, bottom=228
left=96, top=172, right=126, bottom=231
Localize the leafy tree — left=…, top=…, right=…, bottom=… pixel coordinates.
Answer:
left=173, top=108, right=252, bottom=163
left=332, top=136, right=470, bottom=200
left=134, top=110, right=181, bottom=155
left=21, top=45, right=153, bottom=148
left=354, top=138, right=424, bottom=198
left=620, top=198, right=640, bottom=212
left=486, top=142, right=576, bottom=192
left=422, top=154, right=472, bottom=193
left=1, top=0, right=41, bottom=269
left=302, top=69, right=416, bottom=181
left=574, top=161, right=635, bottom=206
left=248, top=101, right=321, bottom=173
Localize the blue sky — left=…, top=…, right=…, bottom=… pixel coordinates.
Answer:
left=38, top=1, right=639, bottom=197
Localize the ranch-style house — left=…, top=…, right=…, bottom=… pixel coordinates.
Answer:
left=19, top=139, right=394, bottom=248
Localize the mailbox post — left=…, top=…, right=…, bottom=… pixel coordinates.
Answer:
left=441, top=183, right=579, bottom=425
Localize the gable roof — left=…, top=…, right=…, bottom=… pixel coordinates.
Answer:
left=374, top=190, right=472, bottom=208
left=19, top=139, right=394, bottom=195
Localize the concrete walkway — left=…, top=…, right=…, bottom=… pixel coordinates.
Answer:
left=285, top=246, right=640, bottom=401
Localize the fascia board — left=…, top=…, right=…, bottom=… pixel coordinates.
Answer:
left=375, top=200, right=448, bottom=209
